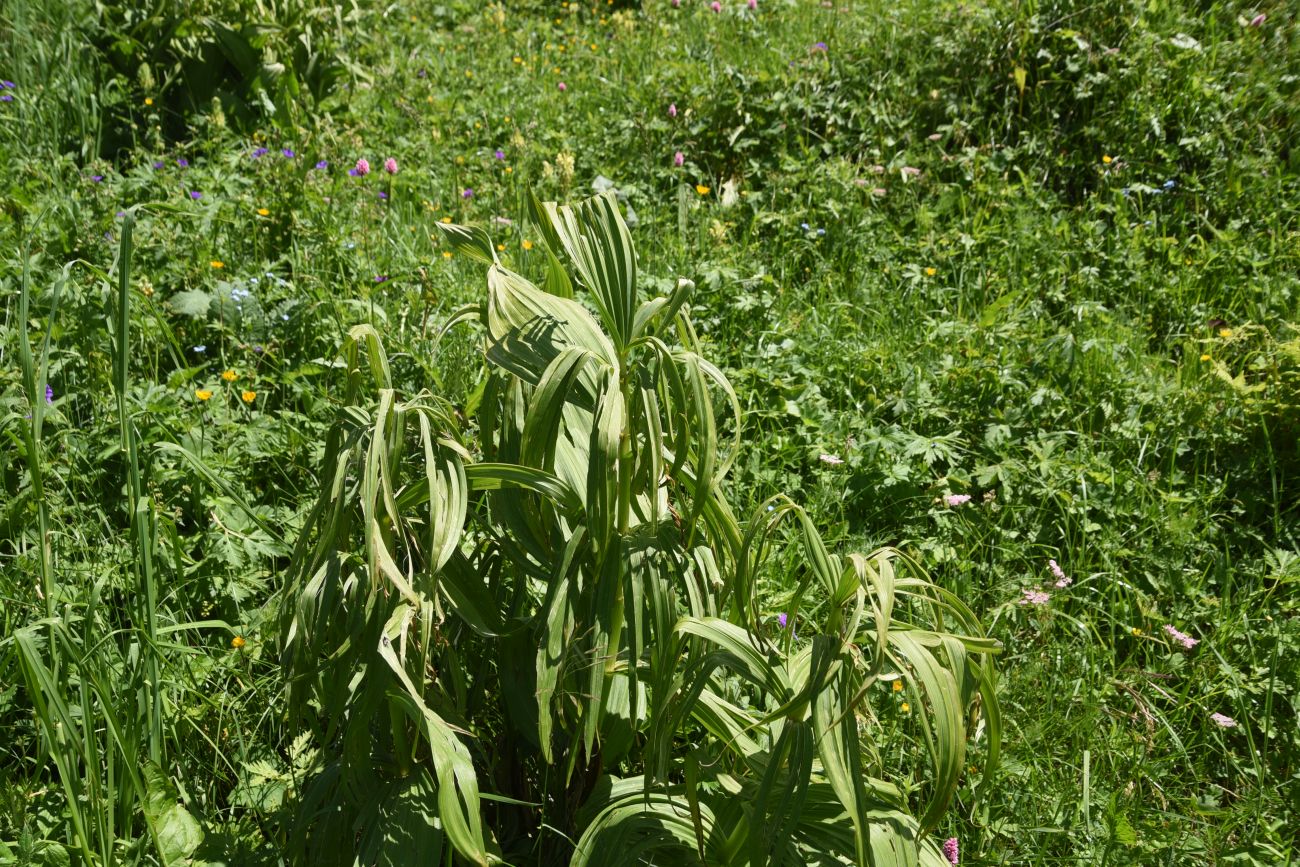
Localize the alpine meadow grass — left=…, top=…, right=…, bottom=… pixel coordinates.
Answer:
left=2, top=0, right=1298, bottom=864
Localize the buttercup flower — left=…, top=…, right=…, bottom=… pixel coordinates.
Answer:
left=696, top=184, right=710, bottom=195
left=221, top=370, right=238, bottom=382
left=522, top=240, right=534, bottom=250
left=210, top=260, right=224, bottom=269
left=195, top=389, right=213, bottom=401
left=257, top=208, right=269, bottom=216
left=241, top=390, right=256, bottom=403
left=231, top=635, right=246, bottom=649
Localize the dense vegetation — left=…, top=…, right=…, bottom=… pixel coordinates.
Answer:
left=2, top=0, right=1297, bottom=863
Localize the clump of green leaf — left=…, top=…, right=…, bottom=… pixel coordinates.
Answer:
left=276, top=191, right=1000, bottom=864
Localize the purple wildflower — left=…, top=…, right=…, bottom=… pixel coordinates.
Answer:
left=374, top=275, right=389, bottom=283
left=45, top=384, right=53, bottom=404
left=495, top=149, right=506, bottom=160
left=384, top=157, right=398, bottom=174
left=462, top=188, right=474, bottom=199
left=944, top=494, right=971, bottom=507
left=777, top=613, right=788, bottom=628
left=189, top=191, right=202, bottom=200
left=252, top=147, right=269, bottom=159
left=812, top=42, right=828, bottom=52
left=153, top=161, right=164, bottom=170
left=1210, top=712, right=1237, bottom=728
left=942, top=837, right=959, bottom=865
left=1019, top=588, right=1050, bottom=606
left=0, top=94, right=12, bottom=102
left=282, top=148, right=295, bottom=158
left=1163, top=625, right=1199, bottom=649
left=0, top=81, right=14, bottom=88
left=378, top=191, right=388, bottom=200
left=90, top=175, right=103, bottom=182
left=177, top=158, right=189, bottom=168
left=315, top=160, right=328, bottom=170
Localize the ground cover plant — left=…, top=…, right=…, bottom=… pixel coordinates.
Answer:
left=1, top=0, right=1298, bottom=864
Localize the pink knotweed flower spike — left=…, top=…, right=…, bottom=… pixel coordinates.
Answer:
left=1163, top=625, right=1199, bottom=649
left=944, top=494, right=971, bottom=507
left=1019, top=588, right=1050, bottom=606
left=1049, top=559, right=1072, bottom=588
left=942, top=837, right=959, bottom=865
left=1210, top=712, right=1237, bottom=728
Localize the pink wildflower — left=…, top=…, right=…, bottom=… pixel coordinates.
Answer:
left=747, top=0, right=757, bottom=8
left=354, top=158, right=370, bottom=176
left=1049, top=559, right=1071, bottom=588
left=668, top=103, right=678, bottom=118
left=384, top=157, right=398, bottom=175
left=1163, top=625, right=1199, bottom=649
left=942, top=837, right=959, bottom=865
left=1248, top=13, right=1265, bottom=27
left=671, top=0, right=680, bottom=6
left=944, top=494, right=971, bottom=507
left=673, top=151, right=685, bottom=167
left=1019, top=588, right=1050, bottom=606
left=710, top=1, right=721, bottom=11
left=819, top=454, right=845, bottom=466
left=1210, top=712, right=1237, bottom=728
left=557, top=81, right=567, bottom=91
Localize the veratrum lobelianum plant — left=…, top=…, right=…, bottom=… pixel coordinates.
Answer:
left=277, top=190, right=1001, bottom=866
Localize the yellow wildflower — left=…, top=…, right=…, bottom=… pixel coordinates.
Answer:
left=195, top=389, right=213, bottom=401
left=900, top=702, right=911, bottom=713
left=496, top=243, right=506, bottom=251
left=1199, top=354, right=1211, bottom=362
left=441, top=216, right=453, bottom=223
left=1218, top=327, right=1232, bottom=338
left=443, top=251, right=453, bottom=259
left=522, top=240, right=534, bottom=250
left=1102, top=154, right=1113, bottom=164
left=231, top=635, right=246, bottom=649
left=892, top=680, right=903, bottom=692
left=925, top=267, right=937, bottom=277
left=1131, top=627, right=1142, bottom=636
left=241, top=390, right=256, bottom=403
left=210, top=260, right=224, bottom=269
left=221, top=370, right=237, bottom=382
left=256, top=208, right=269, bottom=216
left=144, top=97, right=154, bottom=106
left=695, top=184, right=710, bottom=196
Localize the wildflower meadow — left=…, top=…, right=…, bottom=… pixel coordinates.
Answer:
left=1, top=0, right=1298, bottom=864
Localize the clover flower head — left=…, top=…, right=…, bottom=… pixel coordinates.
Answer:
left=710, top=1, right=721, bottom=11
left=668, top=103, right=677, bottom=118
left=384, top=157, right=398, bottom=174
left=354, top=157, right=370, bottom=176
left=674, top=151, right=685, bottom=167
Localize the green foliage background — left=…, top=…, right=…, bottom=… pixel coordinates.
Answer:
left=1, top=0, right=1298, bottom=862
